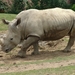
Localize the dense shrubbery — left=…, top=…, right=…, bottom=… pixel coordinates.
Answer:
left=71, top=4, right=75, bottom=11
left=70, top=0, right=75, bottom=4
left=10, top=0, right=25, bottom=14
left=26, top=0, right=70, bottom=9
left=0, top=0, right=75, bottom=13
left=0, top=0, right=8, bottom=12
left=59, top=0, right=70, bottom=8
left=26, top=0, right=59, bottom=9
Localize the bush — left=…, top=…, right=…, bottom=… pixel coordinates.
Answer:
left=26, top=0, right=70, bottom=10
left=10, top=0, right=25, bottom=14
left=59, top=0, right=70, bottom=9
left=0, top=0, right=8, bottom=13
left=26, top=0, right=40, bottom=9
left=71, top=4, right=75, bottom=11
left=70, top=0, right=75, bottom=5
left=26, top=0, right=60, bottom=9
left=40, top=0, right=60, bottom=9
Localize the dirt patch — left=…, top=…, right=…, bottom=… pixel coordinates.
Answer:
left=0, top=59, right=75, bottom=73
left=0, top=35, right=75, bottom=73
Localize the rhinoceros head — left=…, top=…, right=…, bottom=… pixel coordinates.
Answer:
left=0, top=18, right=21, bottom=53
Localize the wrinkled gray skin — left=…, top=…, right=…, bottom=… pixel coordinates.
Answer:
left=1, top=8, right=75, bottom=58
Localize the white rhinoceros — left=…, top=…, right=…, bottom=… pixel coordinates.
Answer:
left=0, top=8, right=75, bottom=57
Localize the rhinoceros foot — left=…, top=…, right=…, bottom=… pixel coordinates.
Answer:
left=31, top=51, right=40, bottom=55
left=17, top=50, right=26, bottom=58
left=62, top=49, right=71, bottom=53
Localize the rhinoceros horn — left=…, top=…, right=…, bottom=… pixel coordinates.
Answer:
left=0, top=38, right=3, bottom=45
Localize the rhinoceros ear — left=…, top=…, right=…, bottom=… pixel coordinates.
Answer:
left=2, top=19, right=10, bottom=25
left=15, top=18, right=21, bottom=26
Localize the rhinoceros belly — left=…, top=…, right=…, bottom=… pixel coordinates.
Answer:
left=42, top=28, right=70, bottom=41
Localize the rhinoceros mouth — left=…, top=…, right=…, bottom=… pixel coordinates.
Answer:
left=5, top=49, right=10, bottom=53
left=4, top=48, right=13, bottom=53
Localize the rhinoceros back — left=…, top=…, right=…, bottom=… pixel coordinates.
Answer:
left=40, top=8, right=74, bottom=40
left=16, top=8, right=75, bottom=41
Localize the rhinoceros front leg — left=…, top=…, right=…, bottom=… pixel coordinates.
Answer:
left=18, top=36, right=39, bottom=58
left=32, top=41, right=39, bottom=55
left=63, top=36, right=74, bottom=52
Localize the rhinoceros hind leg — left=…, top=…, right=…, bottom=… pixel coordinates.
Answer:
left=32, top=41, right=40, bottom=55
left=63, top=36, right=74, bottom=52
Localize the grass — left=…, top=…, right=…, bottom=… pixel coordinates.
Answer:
left=0, top=13, right=16, bottom=31
left=0, top=65, right=75, bottom=75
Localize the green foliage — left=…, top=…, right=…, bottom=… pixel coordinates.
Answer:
left=0, top=0, right=8, bottom=12
left=26, top=0, right=60, bottom=9
left=0, top=0, right=73, bottom=13
left=49, top=0, right=60, bottom=8
left=40, top=0, right=60, bottom=9
left=59, top=0, right=70, bottom=8
left=71, top=4, right=75, bottom=11
left=70, top=0, right=75, bottom=4
left=27, top=0, right=59, bottom=9
left=26, top=0, right=70, bottom=9
left=26, top=0, right=40, bottom=9
left=40, top=0, right=51, bottom=9
left=10, top=0, right=25, bottom=14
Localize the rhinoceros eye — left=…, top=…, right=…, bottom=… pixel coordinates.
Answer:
left=10, top=38, right=13, bottom=40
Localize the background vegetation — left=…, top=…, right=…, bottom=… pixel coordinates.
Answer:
left=0, top=0, right=75, bottom=14
left=0, top=0, right=8, bottom=13
left=10, top=0, right=25, bottom=14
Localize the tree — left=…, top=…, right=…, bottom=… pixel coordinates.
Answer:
left=71, top=4, right=75, bottom=11
left=11, top=0, right=25, bottom=14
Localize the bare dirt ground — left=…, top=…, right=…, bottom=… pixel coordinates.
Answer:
left=0, top=33, right=75, bottom=73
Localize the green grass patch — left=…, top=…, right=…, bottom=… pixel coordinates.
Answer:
left=0, top=13, right=16, bottom=20
left=0, top=65, right=75, bottom=75
left=0, top=13, right=16, bottom=31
